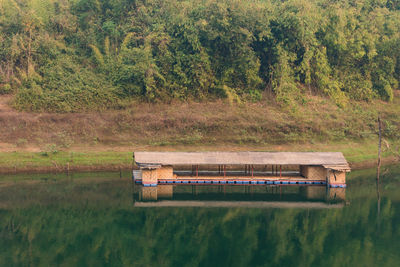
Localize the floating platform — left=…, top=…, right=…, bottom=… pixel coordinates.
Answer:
left=133, top=152, right=350, bottom=188
left=134, top=177, right=329, bottom=186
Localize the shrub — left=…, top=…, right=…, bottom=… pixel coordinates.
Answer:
left=13, top=55, right=121, bottom=112
left=0, top=84, right=12, bottom=94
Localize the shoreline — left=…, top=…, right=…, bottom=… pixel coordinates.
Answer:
left=0, top=94, right=399, bottom=176
left=0, top=146, right=397, bottom=175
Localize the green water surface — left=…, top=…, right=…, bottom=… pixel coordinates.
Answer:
left=0, top=166, right=399, bottom=267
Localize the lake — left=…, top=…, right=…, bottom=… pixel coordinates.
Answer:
left=0, top=166, right=399, bottom=266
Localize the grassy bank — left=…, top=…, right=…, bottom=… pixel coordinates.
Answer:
left=1, top=93, right=400, bottom=147
left=0, top=151, right=133, bottom=174
left=0, top=140, right=398, bottom=174
left=0, top=93, right=399, bottom=173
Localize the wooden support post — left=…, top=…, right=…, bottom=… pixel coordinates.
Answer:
left=224, top=165, right=226, bottom=177
left=196, top=165, right=198, bottom=177
left=251, top=165, right=254, bottom=177
left=280, top=165, right=282, bottom=178
left=377, top=116, right=382, bottom=183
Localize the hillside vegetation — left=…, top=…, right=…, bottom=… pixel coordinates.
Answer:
left=0, top=0, right=399, bottom=112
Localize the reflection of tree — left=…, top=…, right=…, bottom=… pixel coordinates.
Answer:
left=0, top=175, right=399, bottom=266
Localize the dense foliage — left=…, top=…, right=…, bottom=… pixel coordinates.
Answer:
left=0, top=0, right=399, bottom=111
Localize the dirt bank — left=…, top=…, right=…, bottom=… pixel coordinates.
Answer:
left=0, top=94, right=398, bottom=174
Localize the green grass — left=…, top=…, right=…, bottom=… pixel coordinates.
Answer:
left=329, top=141, right=390, bottom=163
left=0, top=151, right=133, bottom=169
left=0, top=139, right=397, bottom=173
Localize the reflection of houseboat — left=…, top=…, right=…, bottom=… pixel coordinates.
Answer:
left=133, top=185, right=346, bottom=208
left=133, top=152, right=350, bottom=188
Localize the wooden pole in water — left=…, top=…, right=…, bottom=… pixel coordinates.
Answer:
left=376, top=116, right=382, bottom=231
left=377, top=116, right=382, bottom=183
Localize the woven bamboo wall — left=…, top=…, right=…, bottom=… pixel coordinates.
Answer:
left=327, top=170, right=346, bottom=184
left=142, top=166, right=174, bottom=184
left=300, top=165, right=327, bottom=180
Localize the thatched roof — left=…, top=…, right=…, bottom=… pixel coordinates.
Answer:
left=134, top=152, right=350, bottom=171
